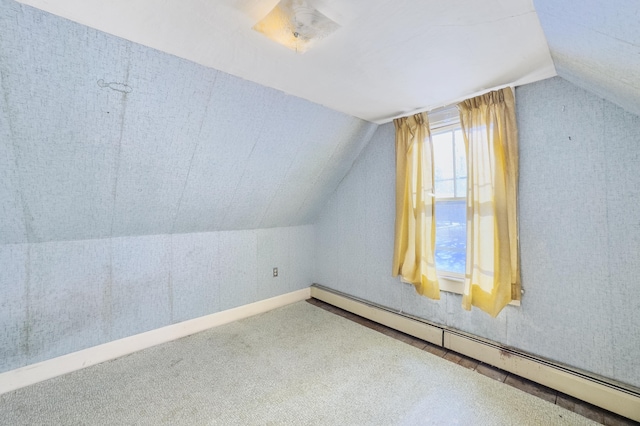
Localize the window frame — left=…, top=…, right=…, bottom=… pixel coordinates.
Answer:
left=427, top=106, right=520, bottom=305
left=429, top=108, right=466, bottom=290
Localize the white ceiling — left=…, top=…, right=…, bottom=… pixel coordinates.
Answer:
left=16, top=0, right=557, bottom=123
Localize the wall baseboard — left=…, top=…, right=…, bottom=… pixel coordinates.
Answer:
left=310, top=284, right=640, bottom=422
left=0, top=288, right=310, bottom=396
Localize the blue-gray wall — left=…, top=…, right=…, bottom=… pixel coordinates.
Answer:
left=0, top=226, right=314, bottom=372
left=315, top=76, right=640, bottom=389
left=0, top=0, right=375, bottom=245
left=0, top=0, right=364, bottom=373
left=2, top=0, right=639, bottom=390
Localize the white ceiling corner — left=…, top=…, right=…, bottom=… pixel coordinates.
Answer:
left=16, top=0, right=557, bottom=123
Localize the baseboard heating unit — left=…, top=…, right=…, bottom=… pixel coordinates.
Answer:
left=310, top=284, right=640, bottom=422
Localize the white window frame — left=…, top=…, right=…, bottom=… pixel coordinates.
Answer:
left=429, top=107, right=466, bottom=294
left=428, top=106, right=520, bottom=305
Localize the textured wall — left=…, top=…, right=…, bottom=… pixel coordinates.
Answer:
left=0, top=0, right=355, bottom=374
left=314, top=77, right=640, bottom=389
left=0, top=0, right=376, bottom=244
left=0, top=225, right=314, bottom=373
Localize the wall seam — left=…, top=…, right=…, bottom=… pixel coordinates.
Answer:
left=602, top=98, right=615, bottom=381
left=297, top=122, right=378, bottom=223
left=23, top=244, right=31, bottom=362
left=0, top=8, right=33, bottom=243
left=219, top=107, right=274, bottom=229
left=168, top=235, right=174, bottom=324
left=108, top=55, right=131, bottom=238
left=170, top=72, right=219, bottom=234
left=257, top=114, right=307, bottom=228
left=105, top=238, right=113, bottom=342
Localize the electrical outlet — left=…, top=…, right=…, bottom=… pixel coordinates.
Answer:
left=273, top=267, right=278, bottom=277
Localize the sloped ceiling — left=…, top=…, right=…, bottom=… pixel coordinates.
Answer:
left=15, top=0, right=556, bottom=123
left=3, top=0, right=638, bottom=245
left=534, top=0, right=640, bottom=119
left=0, top=0, right=376, bottom=244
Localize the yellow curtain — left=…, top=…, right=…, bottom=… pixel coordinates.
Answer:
left=458, top=88, right=521, bottom=317
left=392, top=112, right=439, bottom=299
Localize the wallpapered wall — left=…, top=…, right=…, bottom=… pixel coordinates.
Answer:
left=1, top=226, right=314, bottom=373
left=1, top=0, right=344, bottom=373
left=0, top=0, right=375, bottom=245
left=1, top=0, right=639, bottom=391
left=315, top=76, right=640, bottom=389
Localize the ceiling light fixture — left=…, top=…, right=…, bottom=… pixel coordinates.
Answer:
left=253, top=0, right=340, bottom=53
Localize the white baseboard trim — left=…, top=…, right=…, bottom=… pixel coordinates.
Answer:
left=0, top=287, right=310, bottom=396
left=310, top=284, right=640, bottom=423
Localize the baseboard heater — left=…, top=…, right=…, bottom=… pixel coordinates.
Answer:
left=310, top=284, right=640, bottom=422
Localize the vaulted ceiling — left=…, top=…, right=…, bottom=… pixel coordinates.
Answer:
left=2, top=0, right=638, bottom=244
left=15, top=0, right=640, bottom=120
left=0, top=0, right=376, bottom=244
left=15, top=0, right=557, bottom=123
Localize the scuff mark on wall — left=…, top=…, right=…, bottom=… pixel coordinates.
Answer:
left=22, top=245, right=31, bottom=358
left=168, top=236, right=174, bottom=324
left=97, top=79, right=132, bottom=94
left=103, top=240, right=113, bottom=341
left=0, top=56, right=33, bottom=244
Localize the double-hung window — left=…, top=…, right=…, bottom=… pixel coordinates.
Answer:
left=430, top=108, right=466, bottom=280
left=395, top=91, right=519, bottom=312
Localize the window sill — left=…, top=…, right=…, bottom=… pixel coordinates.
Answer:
left=438, top=274, right=521, bottom=307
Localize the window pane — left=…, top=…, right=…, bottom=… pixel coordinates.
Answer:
left=433, top=132, right=454, bottom=198
left=455, top=178, right=466, bottom=197
left=435, top=200, right=466, bottom=274
left=454, top=130, right=466, bottom=197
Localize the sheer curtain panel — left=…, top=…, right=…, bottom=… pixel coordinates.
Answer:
left=392, top=113, right=440, bottom=299
left=458, top=88, right=521, bottom=317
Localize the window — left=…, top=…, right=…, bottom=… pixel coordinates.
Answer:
left=430, top=109, right=466, bottom=277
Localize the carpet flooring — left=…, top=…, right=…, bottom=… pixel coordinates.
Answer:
left=0, top=302, right=597, bottom=425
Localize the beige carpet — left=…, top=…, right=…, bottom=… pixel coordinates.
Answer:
left=0, top=302, right=596, bottom=425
